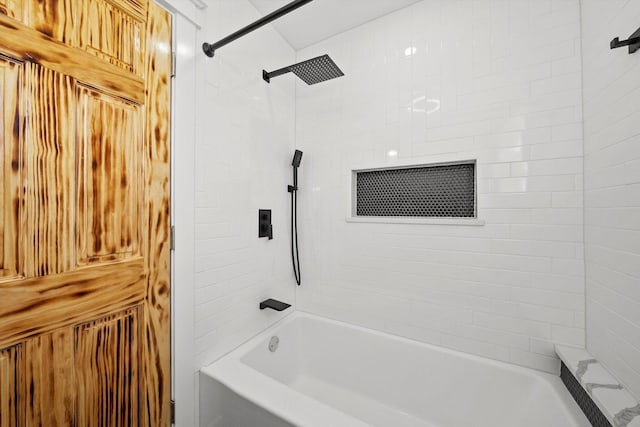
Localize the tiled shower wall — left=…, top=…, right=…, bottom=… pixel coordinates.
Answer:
left=194, top=0, right=296, bottom=368
left=295, top=0, right=585, bottom=373
left=582, top=0, right=640, bottom=400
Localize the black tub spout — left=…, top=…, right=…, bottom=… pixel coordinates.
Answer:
left=259, top=299, right=291, bottom=312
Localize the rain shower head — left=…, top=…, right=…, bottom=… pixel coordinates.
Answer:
left=292, top=150, right=303, bottom=168
left=263, top=55, right=344, bottom=85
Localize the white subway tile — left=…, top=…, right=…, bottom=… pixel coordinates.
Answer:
left=510, top=349, right=560, bottom=374
left=491, top=239, right=576, bottom=258
left=478, top=163, right=512, bottom=178
left=530, top=140, right=583, bottom=160
left=551, top=258, right=584, bottom=277
left=531, top=73, right=582, bottom=97
left=511, top=287, right=585, bottom=310
left=529, top=208, right=583, bottom=225
left=552, top=191, right=583, bottom=208
left=510, top=224, right=582, bottom=242
left=552, top=123, right=583, bottom=141
left=473, top=312, right=552, bottom=340
left=511, top=157, right=583, bottom=176
left=551, top=325, right=585, bottom=347
left=530, top=273, right=584, bottom=293
left=441, top=333, right=511, bottom=362
left=518, top=303, right=575, bottom=327
left=530, top=338, right=557, bottom=357
left=480, top=193, right=552, bottom=209
left=552, top=56, right=582, bottom=76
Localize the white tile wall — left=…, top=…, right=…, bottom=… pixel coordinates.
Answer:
left=194, top=0, right=297, bottom=368
left=295, top=0, right=584, bottom=374
left=581, top=0, right=640, bottom=400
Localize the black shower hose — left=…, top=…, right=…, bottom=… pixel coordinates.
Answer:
left=291, top=167, right=301, bottom=286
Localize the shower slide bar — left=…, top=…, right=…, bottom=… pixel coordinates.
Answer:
left=202, top=0, right=314, bottom=57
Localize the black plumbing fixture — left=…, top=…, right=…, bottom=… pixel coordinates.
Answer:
left=203, top=0, right=314, bottom=57
left=260, top=299, right=291, bottom=312
left=258, top=209, right=273, bottom=240
left=610, top=26, right=640, bottom=54
left=289, top=150, right=302, bottom=286
left=263, top=54, right=345, bottom=85
left=292, top=150, right=303, bottom=168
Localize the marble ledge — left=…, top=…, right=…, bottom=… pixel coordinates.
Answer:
left=556, top=345, right=640, bottom=427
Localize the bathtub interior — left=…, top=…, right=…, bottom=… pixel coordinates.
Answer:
left=236, top=315, right=589, bottom=427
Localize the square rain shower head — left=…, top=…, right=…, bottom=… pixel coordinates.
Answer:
left=290, top=55, right=344, bottom=85
left=263, top=54, right=344, bottom=85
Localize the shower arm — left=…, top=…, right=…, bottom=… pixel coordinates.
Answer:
left=263, top=66, right=292, bottom=84
left=202, top=0, right=314, bottom=57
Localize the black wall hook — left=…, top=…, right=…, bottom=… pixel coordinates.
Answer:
left=610, top=27, right=640, bottom=54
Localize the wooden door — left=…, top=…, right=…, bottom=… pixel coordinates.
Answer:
left=0, top=1, right=172, bottom=425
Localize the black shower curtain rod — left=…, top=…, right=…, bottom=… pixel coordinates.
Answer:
left=202, top=0, right=314, bottom=57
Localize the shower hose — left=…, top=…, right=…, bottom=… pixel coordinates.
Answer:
left=291, top=166, right=301, bottom=286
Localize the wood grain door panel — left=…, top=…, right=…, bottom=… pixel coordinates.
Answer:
left=75, top=307, right=141, bottom=426
left=0, top=0, right=21, bottom=22
left=23, top=330, right=76, bottom=426
left=0, top=55, right=22, bottom=281
left=23, top=63, right=75, bottom=277
left=77, top=0, right=146, bottom=77
left=0, top=13, right=145, bottom=103
left=0, top=345, right=20, bottom=427
left=23, top=0, right=74, bottom=44
left=77, top=85, right=143, bottom=265
left=0, top=1, right=171, bottom=425
left=0, top=258, right=146, bottom=348
left=0, top=0, right=146, bottom=75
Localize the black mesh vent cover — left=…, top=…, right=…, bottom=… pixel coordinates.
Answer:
left=290, top=55, right=344, bottom=85
left=355, top=163, right=475, bottom=218
left=560, top=362, right=612, bottom=427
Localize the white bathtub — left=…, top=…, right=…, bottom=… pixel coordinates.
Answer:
left=200, top=312, right=589, bottom=427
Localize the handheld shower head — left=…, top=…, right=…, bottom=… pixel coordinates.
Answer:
left=289, top=150, right=303, bottom=286
left=292, top=150, right=303, bottom=168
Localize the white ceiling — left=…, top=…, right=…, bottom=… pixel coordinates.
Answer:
left=248, top=0, right=422, bottom=50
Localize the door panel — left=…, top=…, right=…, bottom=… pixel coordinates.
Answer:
left=0, top=0, right=21, bottom=22
left=23, top=63, right=75, bottom=277
left=76, top=85, right=142, bottom=265
left=0, top=345, right=20, bottom=427
left=0, top=56, right=21, bottom=280
left=75, top=307, right=141, bottom=426
left=24, top=331, right=75, bottom=426
left=23, top=0, right=74, bottom=43
left=0, top=0, right=171, bottom=425
left=77, top=0, right=146, bottom=77
left=0, top=259, right=145, bottom=352
left=0, top=13, right=145, bottom=103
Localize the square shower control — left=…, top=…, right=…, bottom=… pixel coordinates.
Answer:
left=258, top=209, right=273, bottom=239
